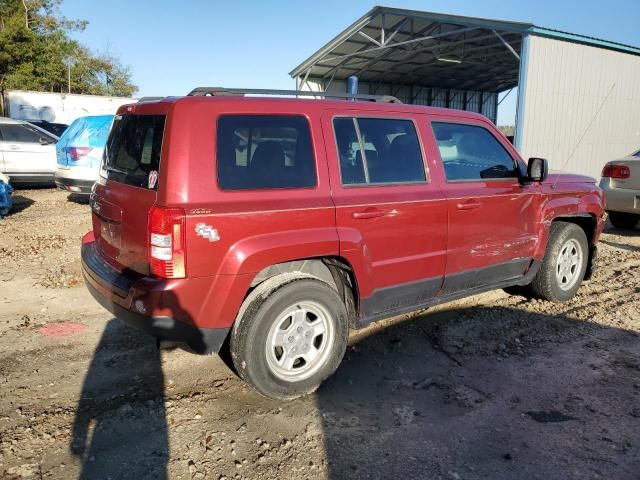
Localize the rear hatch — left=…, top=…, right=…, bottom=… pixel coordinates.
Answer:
left=91, top=111, right=166, bottom=275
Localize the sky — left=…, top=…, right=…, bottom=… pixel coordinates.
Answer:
left=60, top=0, right=640, bottom=126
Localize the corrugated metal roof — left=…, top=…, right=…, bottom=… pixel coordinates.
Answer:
left=290, top=6, right=639, bottom=93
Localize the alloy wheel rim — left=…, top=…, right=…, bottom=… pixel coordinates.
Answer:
left=555, top=238, right=583, bottom=291
left=265, top=301, right=334, bottom=382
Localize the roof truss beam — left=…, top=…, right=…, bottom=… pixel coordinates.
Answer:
left=318, top=26, right=479, bottom=65
left=319, top=15, right=414, bottom=81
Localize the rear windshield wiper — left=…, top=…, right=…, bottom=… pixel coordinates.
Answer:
left=105, top=165, right=129, bottom=175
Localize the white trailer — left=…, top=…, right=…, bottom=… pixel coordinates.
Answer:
left=3, top=90, right=136, bottom=125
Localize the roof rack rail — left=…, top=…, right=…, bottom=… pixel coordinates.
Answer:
left=186, top=87, right=402, bottom=104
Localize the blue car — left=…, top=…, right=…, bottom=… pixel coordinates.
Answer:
left=54, top=115, right=114, bottom=194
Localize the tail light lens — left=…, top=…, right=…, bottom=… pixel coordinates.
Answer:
left=67, top=146, right=93, bottom=161
left=602, top=164, right=630, bottom=179
left=148, top=206, right=186, bottom=278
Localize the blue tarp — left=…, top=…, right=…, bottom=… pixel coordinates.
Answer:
left=56, top=115, right=114, bottom=169
left=0, top=179, right=13, bottom=218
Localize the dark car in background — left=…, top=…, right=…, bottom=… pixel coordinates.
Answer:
left=27, top=120, right=69, bottom=138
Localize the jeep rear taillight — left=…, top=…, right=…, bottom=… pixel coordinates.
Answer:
left=602, top=164, right=630, bottom=179
left=148, top=206, right=186, bottom=278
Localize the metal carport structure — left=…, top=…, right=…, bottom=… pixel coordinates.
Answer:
left=291, top=6, right=640, bottom=178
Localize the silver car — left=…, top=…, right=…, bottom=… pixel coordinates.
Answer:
left=600, top=149, right=640, bottom=229
left=0, top=117, right=59, bottom=184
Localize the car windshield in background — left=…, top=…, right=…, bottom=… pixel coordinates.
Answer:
left=104, top=114, right=165, bottom=189
left=28, top=121, right=68, bottom=137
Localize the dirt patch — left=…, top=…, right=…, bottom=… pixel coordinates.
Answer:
left=0, top=188, right=639, bottom=479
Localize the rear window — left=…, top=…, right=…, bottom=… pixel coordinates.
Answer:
left=104, top=114, right=165, bottom=189
left=217, top=115, right=316, bottom=190
left=333, top=117, right=426, bottom=185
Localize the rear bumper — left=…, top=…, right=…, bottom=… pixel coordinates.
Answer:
left=54, top=168, right=96, bottom=194
left=600, top=179, right=640, bottom=214
left=81, top=237, right=229, bottom=354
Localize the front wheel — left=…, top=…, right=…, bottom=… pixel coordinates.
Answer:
left=530, top=222, right=589, bottom=303
left=230, top=273, right=348, bottom=400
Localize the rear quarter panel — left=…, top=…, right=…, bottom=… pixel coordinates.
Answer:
left=160, top=99, right=339, bottom=326
left=161, top=99, right=338, bottom=278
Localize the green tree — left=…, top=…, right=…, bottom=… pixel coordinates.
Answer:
left=0, top=0, right=136, bottom=113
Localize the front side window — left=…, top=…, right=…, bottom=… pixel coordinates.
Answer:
left=431, top=122, right=518, bottom=181
left=0, top=124, right=55, bottom=143
left=333, top=117, right=426, bottom=185
left=217, top=115, right=316, bottom=190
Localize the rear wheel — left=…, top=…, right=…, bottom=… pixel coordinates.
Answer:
left=608, top=211, right=640, bottom=230
left=530, top=222, right=588, bottom=303
left=230, top=273, right=348, bottom=400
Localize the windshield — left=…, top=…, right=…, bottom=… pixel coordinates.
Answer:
left=103, top=114, right=166, bottom=189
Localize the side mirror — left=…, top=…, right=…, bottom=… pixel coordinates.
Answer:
left=38, top=137, right=51, bottom=145
left=527, top=157, right=548, bottom=182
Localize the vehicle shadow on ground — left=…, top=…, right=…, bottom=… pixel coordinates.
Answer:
left=71, top=319, right=169, bottom=479
left=67, top=193, right=90, bottom=204
left=70, top=285, right=203, bottom=479
left=315, top=305, right=640, bottom=480
left=603, top=222, right=639, bottom=236
left=599, top=239, right=640, bottom=252
left=5, top=194, right=35, bottom=215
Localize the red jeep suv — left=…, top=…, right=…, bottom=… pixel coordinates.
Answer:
left=82, top=89, right=605, bottom=399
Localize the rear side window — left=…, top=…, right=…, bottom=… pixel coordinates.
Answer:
left=217, top=115, right=316, bottom=190
left=0, top=123, right=55, bottom=143
left=431, top=122, right=517, bottom=181
left=333, top=117, right=425, bottom=185
left=104, top=114, right=165, bottom=189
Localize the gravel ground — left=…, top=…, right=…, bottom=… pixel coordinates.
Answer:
left=0, top=188, right=639, bottom=480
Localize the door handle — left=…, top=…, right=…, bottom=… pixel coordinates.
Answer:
left=352, top=209, right=386, bottom=220
left=10, top=145, right=19, bottom=150
left=456, top=200, right=482, bottom=211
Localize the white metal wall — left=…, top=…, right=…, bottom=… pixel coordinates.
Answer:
left=517, top=35, right=640, bottom=178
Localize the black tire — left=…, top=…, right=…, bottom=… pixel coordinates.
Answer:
left=230, top=273, right=348, bottom=400
left=608, top=211, right=640, bottom=230
left=530, top=222, right=589, bottom=303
